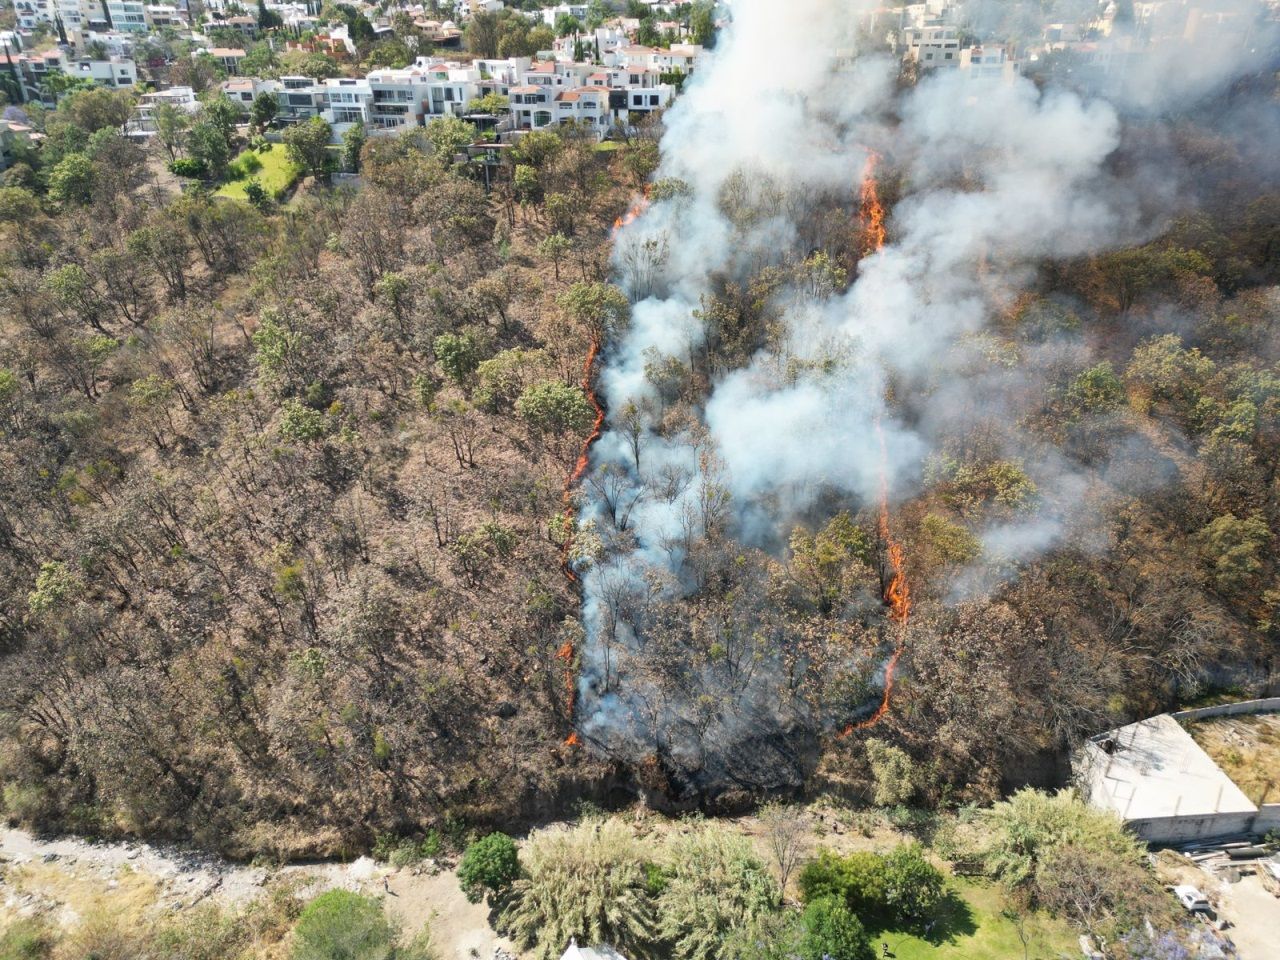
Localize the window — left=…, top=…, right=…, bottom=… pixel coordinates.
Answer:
left=944, top=52, right=952, bottom=60
left=649, top=95, right=658, bottom=106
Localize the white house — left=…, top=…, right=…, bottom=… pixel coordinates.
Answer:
left=905, top=24, right=961, bottom=67
left=541, top=3, right=589, bottom=27
left=957, top=45, right=1019, bottom=82
left=103, top=0, right=151, bottom=32
left=70, top=55, right=138, bottom=88
left=125, top=84, right=198, bottom=136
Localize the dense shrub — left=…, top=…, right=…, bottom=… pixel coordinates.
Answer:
left=501, top=819, right=656, bottom=960
left=291, top=890, right=396, bottom=960
left=797, top=897, right=873, bottom=960
left=656, top=824, right=779, bottom=960
left=168, top=157, right=207, bottom=179
left=797, top=844, right=943, bottom=931
left=458, top=832, right=521, bottom=904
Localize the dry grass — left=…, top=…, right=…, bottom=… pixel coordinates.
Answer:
left=1186, top=713, right=1280, bottom=805
left=6, top=860, right=162, bottom=928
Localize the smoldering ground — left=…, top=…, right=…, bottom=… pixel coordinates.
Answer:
left=569, top=0, right=1280, bottom=799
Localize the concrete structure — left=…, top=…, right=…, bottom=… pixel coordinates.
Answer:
left=1076, top=700, right=1280, bottom=844
left=0, top=116, right=38, bottom=170
left=957, top=45, right=1019, bottom=82
left=125, top=84, right=198, bottom=136
left=560, top=940, right=627, bottom=960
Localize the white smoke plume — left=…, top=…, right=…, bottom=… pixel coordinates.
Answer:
left=571, top=0, right=1276, bottom=795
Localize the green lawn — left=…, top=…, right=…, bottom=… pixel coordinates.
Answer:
left=594, top=140, right=625, bottom=152
left=215, top=144, right=302, bottom=202
left=877, top=880, right=1076, bottom=960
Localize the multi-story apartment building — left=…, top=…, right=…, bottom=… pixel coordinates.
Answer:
left=103, top=0, right=151, bottom=32
left=13, top=0, right=86, bottom=32
left=2, top=47, right=137, bottom=103
left=319, top=76, right=372, bottom=127
left=957, top=45, right=1020, bottom=81
left=906, top=24, right=961, bottom=67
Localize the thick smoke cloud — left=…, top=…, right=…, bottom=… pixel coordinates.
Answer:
left=570, top=0, right=1274, bottom=794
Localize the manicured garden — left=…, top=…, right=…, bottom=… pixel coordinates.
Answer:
left=214, top=143, right=303, bottom=202
left=878, top=879, right=1076, bottom=960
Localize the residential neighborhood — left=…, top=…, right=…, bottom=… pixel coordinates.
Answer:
left=2, top=0, right=1270, bottom=168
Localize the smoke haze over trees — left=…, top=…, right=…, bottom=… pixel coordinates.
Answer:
left=571, top=0, right=1280, bottom=802
left=0, top=0, right=1276, bottom=853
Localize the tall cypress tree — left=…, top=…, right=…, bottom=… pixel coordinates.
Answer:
left=2, top=40, right=23, bottom=104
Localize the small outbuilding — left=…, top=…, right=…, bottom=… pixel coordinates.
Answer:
left=1075, top=700, right=1280, bottom=844
left=560, top=938, right=629, bottom=960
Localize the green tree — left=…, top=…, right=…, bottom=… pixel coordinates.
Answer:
left=798, top=851, right=888, bottom=923
left=433, top=332, right=481, bottom=385
left=284, top=116, right=334, bottom=181
left=249, top=90, right=279, bottom=132
left=797, top=897, right=873, bottom=960
left=1065, top=361, right=1125, bottom=415
left=1195, top=513, right=1271, bottom=594
left=342, top=121, right=367, bottom=172
left=501, top=819, right=656, bottom=960
left=690, top=1, right=717, bottom=46
left=978, top=789, right=1147, bottom=893
left=291, top=890, right=395, bottom=960
left=47, top=152, right=95, bottom=206
left=515, top=381, right=594, bottom=437
left=557, top=281, right=630, bottom=338
left=538, top=232, right=571, bottom=281
left=469, top=92, right=509, bottom=115
left=28, top=560, right=81, bottom=615
left=425, top=115, right=475, bottom=164
left=152, top=100, right=194, bottom=161
left=787, top=511, right=871, bottom=614
left=457, top=832, right=521, bottom=905
left=188, top=120, right=232, bottom=180
left=880, top=844, right=944, bottom=925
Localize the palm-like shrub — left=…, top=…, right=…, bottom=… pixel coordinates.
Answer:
left=501, top=819, right=657, bottom=960
left=656, top=823, right=779, bottom=960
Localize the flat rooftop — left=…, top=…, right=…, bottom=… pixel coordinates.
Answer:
left=1082, top=713, right=1256, bottom=821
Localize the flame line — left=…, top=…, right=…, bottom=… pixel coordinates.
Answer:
left=840, top=153, right=909, bottom=738
left=557, top=334, right=605, bottom=745
left=557, top=188, right=643, bottom=748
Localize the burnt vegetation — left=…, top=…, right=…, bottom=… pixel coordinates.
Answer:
left=0, top=73, right=1277, bottom=857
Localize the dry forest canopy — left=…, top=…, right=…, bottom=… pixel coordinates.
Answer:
left=0, top=48, right=1278, bottom=861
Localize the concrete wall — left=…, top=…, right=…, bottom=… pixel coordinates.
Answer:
left=1172, top=698, right=1280, bottom=722
left=1130, top=812, right=1259, bottom=845
left=1255, top=804, right=1280, bottom=835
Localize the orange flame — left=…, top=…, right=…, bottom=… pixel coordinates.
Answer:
left=840, top=157, right=909, bottom=737
left=859, top=152, right=886, bottom=257
left=556, top=332, right=607, bottom=743
left=565, top=731, right=581, bottom=747
left=612, top=186, right=652, bottom=234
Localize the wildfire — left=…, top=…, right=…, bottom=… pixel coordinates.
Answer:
left=556, top=332, right=607, bottom=746
left=560, top=336, right=606, bottom=586
left=859, top=152, right=887, bottom=257
left=612, top=186, right=652, bottom=234
left=840, top=156, right=910, bottom=737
